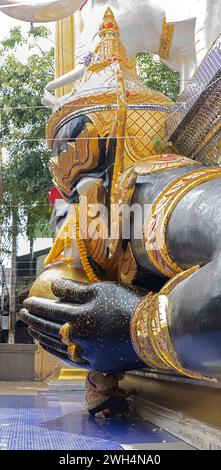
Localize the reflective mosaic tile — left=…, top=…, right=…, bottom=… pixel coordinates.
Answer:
left=0, top=391, right=181, bottom=450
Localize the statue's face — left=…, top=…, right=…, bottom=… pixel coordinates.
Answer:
left=50, top=114, right=108, bottom=201
left=49, top=104, right=170, bottom=201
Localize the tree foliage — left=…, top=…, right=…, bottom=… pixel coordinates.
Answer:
left=136, top=52, right=180, bottom=102
left=0, top=26, right=54, bottom=253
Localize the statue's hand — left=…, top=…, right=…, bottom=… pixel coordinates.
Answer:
left=19, top=279, right=146, bottom=372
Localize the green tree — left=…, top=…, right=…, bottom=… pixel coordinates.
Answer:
left=0, top=26, right=54, bottom=244
left=136, top=52, right=180, bottom=102
left=0, top=26, right=54, bottom=338
left=136, top=52, right=180, bottom=154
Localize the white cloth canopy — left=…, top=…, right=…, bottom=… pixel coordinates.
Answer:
left=165, top=0, right=198, bottom=23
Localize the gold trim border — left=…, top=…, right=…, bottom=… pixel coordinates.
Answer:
left=159, top=17, right=175, bottom=60
left=145, top=167, right=221, bottom=277
left=131, top=266, right=213, bottom=381
left=192, top=120, right=221, bottom=161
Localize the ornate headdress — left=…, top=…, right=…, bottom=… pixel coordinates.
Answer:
left=48, top=9, right=173, bottom=200
left=47, top=8, right=172, bottom=143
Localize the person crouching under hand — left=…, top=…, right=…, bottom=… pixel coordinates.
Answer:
left=85, top=371, right=134, bottom=418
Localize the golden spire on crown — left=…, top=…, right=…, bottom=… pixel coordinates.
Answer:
left=87, top=7, right=132, bottom=72
left=99, top=7, right=120, bottom=38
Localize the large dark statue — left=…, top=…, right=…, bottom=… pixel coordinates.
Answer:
left=20, top=9, right=221, bottom=381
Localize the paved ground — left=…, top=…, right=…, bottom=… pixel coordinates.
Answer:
left=0, top=382, right=191, bottom=450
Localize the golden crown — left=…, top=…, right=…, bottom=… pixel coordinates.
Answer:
left=46, top=8, right=172, bottom=144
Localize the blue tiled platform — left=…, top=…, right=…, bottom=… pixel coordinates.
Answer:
left=0, top=390, right=181, bottom=450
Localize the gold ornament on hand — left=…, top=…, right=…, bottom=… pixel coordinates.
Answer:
left=59, top=322, right=85, bottom=364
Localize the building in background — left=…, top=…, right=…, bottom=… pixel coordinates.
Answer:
left=0, top=239, right=53, bottom=343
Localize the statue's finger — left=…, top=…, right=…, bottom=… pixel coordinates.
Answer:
left=29, top=327, right=88, bottom=366
left=41, top=343, right=90, bottom=369
left=28, top=327, right=68, bottom=354
left=23, top=296, right=95, bottom=323
left=19, top=308, right=61, bottom=338
left=51, top=278, right=97, bottom=303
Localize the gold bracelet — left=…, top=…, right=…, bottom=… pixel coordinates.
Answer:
left=145, top=167, right=221, bottom=277
left=150, top=267, right=205, bottom=379
left=131, top=292, right=168, bottom=370
left=131, top=266, right=214, bottom=381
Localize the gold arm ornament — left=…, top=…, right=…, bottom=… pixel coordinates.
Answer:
left=131, top=266, right=215, bottom=381
left=145, top=166, right=221, bottom=278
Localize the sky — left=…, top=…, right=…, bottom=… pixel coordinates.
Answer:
left=0, top=11, right=55, bottom=63
left=0, top=11, right=55, bottom=262
left=0, top=11, right=30, bottom=40
left=0, top=9, right=55, bottom=38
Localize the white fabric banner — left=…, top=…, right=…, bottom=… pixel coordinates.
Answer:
left=165, top=0, right=198, bottom=23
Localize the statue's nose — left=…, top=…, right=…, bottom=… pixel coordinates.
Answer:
left=0, top=0, right=85, bottom=23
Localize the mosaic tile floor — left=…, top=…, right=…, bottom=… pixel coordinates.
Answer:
left=0, top=389, right=183, bottom=450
